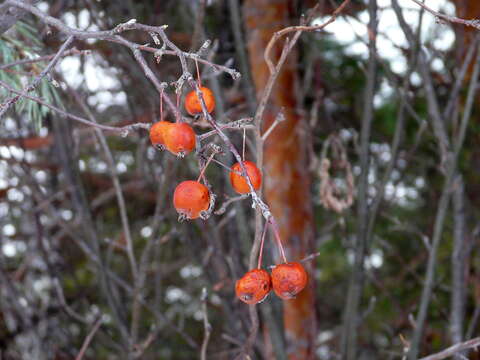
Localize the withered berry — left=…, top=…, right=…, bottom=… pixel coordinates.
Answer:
left=235, top=269, right=272, bottom=305
left=271, top=262, right=307, bottom=300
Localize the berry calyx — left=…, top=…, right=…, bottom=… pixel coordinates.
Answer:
left=173, top=180, right=210, bottom=220
left=235, top=269, right=272, bottom=305
left=229, top=161, right=262, bottom=194
left=184, top=86, right=215, bottom=115
left=271, top=262, right=307, bottom=300
left=164, top=123, right=196, bottom=156
left=149, top=120, right=172, bottom=149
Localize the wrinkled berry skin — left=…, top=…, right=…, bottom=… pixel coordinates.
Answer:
left=229, top=161, right=262, bottom=194
left=235, top=269, right=272, bottom=305
left=164, top=123, right=196, bottom=156
left=271, top=262, right=308, bottom=300
left=185, top=86, right=215, bottom=115
left=149, top=121, right=171, bottom=148
left=173, top=180, right=210, bottom=219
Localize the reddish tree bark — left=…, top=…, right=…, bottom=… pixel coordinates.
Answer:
left=243, top=2, right=316, bottom=359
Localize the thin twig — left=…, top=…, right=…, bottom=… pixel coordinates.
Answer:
left=197, top=118, right=253, bottom=141
left=0, top=79, right=149, bottom=133
left=71, top=90, right=140, bottom=351
left=444, top=34, right=480, bottom=120
left=264, top=0, right=351, bottom=74
left=340, top=0, right=377, bottom=358
left=197, top=147, right=219, bottom=182
left=200, top=288, right=211, bottom=360
left=406, top=29, right=480, bottom=360
left=409, top=0, right=480, bottom=31
left=0, top=35, right=74, bottom=117
left=0, top=48, right=89, bottom=70
left=261, top=110, right=285, bottom=141
left=214, top=194, right=248, bottom=215
left=75, top=317, right=103, bottom=360
left=419, top=337, right=480, bottom=360
left=450, top=175, right=468, bottom=353
left=227, top=0, right=257, bottom=112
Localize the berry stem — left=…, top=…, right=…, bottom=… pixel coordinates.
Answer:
left=175, top=92, right=181, bottom=123
left=269, top=218, right=287, bottom=263
left=195, top=58, right=202, bottom=87
left=242, top=127, right=246, bottom=161
left=257, top=221, right=268, bottom=269
left=159, top=88, right=164, bottom=121
left=199, top=153, right=242, bottom=176
left=197, top=151, right=216, bottom=183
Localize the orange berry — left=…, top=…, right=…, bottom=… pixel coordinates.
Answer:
left=173, top=180, right=210, bottom=219
left=271, top=262, right=308, bottom=300
left=164, top=123, right=196, bottom=156
left=149, top=121, right=171, bottom=149
left=229, top=161, right=262, bottom=194
left=184, top=86, right=215, bottom=115
left=235, top=269, right=272, bottom=305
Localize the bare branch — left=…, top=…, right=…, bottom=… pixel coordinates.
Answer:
left=409, top=0, right=480, bottom=31
left=75, top=317, right=103, bottom=360
left=0, top=79, right=150, bottom=133
left=340, top=0, right=377, bottom=358
left=406, top=31, right=480, bottom=360
left=214, top=194, right=248, bottom=215
left=261, top=110, right=285, bottom=141
left=419, top=337, right=480, bottom=360
left=264, top=0, right=351, bottom=74
left=0, top=48, right=89, bottom=70
left=200, top=288, right=211, bottom=360
left=0, top=35, right=74, bottom=117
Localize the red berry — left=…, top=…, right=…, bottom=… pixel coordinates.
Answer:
left=184, top=86, right=215, bottom=115
left=173, top=180, right=210, bottom=219
left=149, top=121, right=171, bottom=149
left=164, top=123, right=196, bottom=156
left=271, top=262, right=307, bottom=300
left=229, top=161, right=262, bottom=194
left=235, top=269, right=272, bottom=305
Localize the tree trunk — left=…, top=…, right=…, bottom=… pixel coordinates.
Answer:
left=243, top=2, right=316, bottom=359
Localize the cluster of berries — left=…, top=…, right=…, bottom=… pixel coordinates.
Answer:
left=236, top=262, right=307, bottom=304
left=149, top=85, right=262, bottom=219
left=148, top=81, right=307, bottom=305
